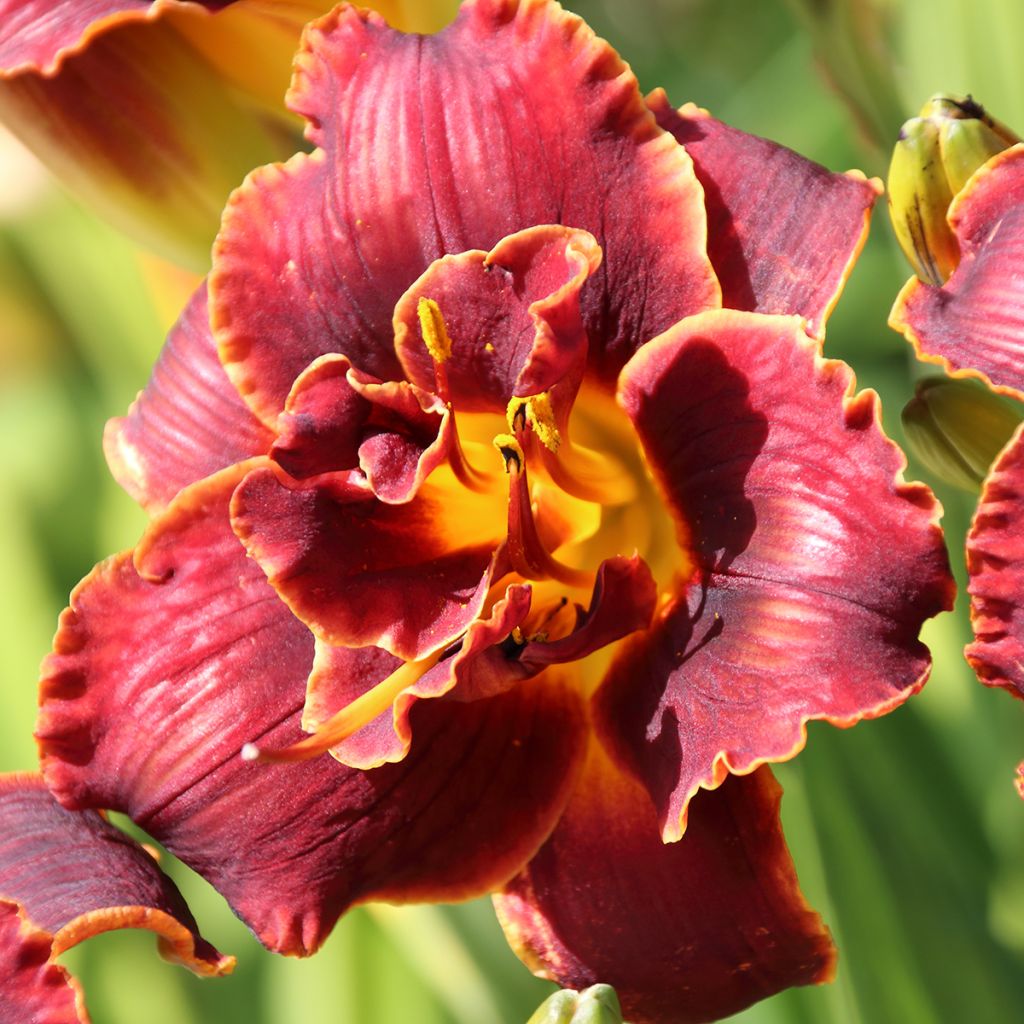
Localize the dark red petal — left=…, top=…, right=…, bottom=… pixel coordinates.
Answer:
left=890, top=147, right=1024, bottom=399
left=493, top=749, right=834, bottom=1024
left=966, top=423, right=1024, bottom=698
left=231, top=463, right=502, bottom=659
left=394, top=226, right=600, bottom=412
left=603, top=309, right=953, bottom=838
left=649, top=91, right=878, bottom=338
left=105, top=283, right=273, bottom=513
left=0, top=899, right=86, bottom=1024
left=38, top=477, right=586, bottom=955
left=0, top=773, right=232, bottom=976
left=211, top=0, right=718, bottom=420
left=272, top=353, right=448, bottom=503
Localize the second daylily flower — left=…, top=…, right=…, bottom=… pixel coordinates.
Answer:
left=30, top=2, right=953, bottom=1022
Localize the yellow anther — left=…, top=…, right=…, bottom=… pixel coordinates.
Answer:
left=417, top=296, right=452, bottom=363
left=492, top=433, right=524, bottom=473
left=506, top=393, right=561, bottom=453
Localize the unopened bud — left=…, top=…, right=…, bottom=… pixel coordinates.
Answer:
left=526, top=984, right=623, bottom=1024
left=902, top=377, right=1024, bottom=491
left=888, top=95, right=1020, bottom=284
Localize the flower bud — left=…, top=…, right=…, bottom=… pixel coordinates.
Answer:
left=888, top=95, right=1020, bottom=285
left=902, top=376, right=1024, bottom=491
left=527, top=985, right=623, bottom=1024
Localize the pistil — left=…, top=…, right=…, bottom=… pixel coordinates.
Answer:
left=494, top=434, right=592, bottom=588
left=240, top=652, right=442, bottom=764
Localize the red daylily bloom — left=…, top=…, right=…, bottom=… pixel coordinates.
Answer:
left=34, top=2, right=953, bottom=1021
left=889, top=144, right=1024, bottom=791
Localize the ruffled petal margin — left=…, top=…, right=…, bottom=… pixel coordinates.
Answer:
left=105, top=283, right=273, bottom=513
left=601, top=309, right=953, bottom=839
left=493, top=746, right=835, bottom=1024
left=37, top=471, right=587, bottom=955
left=890, top=146, right=1024, bottom=399
left=211, top=0, right=718, bottom=421
left=966, top=422, right=1024, bottom=701
left=0, top=773, right=232, bottom=1023
left=648, top=91, right=878, bottom=339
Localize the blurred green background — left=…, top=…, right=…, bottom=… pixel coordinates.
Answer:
left=2, top=0, right=1024, bottom=1021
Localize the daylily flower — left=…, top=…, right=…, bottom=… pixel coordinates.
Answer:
left=0, top=0, right=458, bottom=267
left=33, top=2, right=953, bottom=1022
left=0, top=773, right=232, bottom=1023
left=890, top=135, right=1024, bottom=792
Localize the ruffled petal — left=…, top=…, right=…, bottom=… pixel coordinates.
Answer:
left=493, top=748, right=835, bottom=1024
left=105, top=282, right=274, bottom=513
left=231, top=462, right=503, bottom=658
left=890, top=146, right=1024, bottom=399
left=0, top=899, right=86, bottom=1024
left=0, top=1, right=301, bottom=268
left=38, top=474, right=587, bottom=955
left=394, top=226, right=600, bottom=412
left=272, top=353, right=448, bottom=502
left=211, top=0, right=719, bottom=420
left=966, top=423, right=1024, bottom=698
left=601, top=309, right=953, bottom=838
left=0, top=773, right=232, bottom=976
left=648, top=91, right=878, bottom=338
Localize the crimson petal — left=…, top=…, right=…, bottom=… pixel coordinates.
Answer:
left=648, top=90, right=878, bottom=338
left=105, top=283, right=273, bottom=513
left=0, top=773, right=232, bottom=976
left=1, top=899, right=86, bottom=1024
left=394, top=226, right=600, bottom=412
left=890, top=146, right=1024, bottom=398
left=231, top=462, right=502, bottom=658
left=272, top=353, right=448, bottom=502
left=602, top=309, right=953, bottom=838
left=493, top=749, right=834, bottom=1024
left=966, top=423, right=1024, bottom=699
left=211, top=0, right=718, bottom=421
left=38, top=472, right=586, bottom=955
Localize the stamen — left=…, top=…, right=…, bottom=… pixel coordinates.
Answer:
left=494, top=433, right=592, bottom=588
left=507, top=394, right=561, bottom=453
left=417, top=297, right=452, bottom=364
left=241, top=653, right=442, bottom=764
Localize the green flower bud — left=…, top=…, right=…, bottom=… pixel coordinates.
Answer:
left=526, top=985, right=624, bottom=1024
left=902, top=377, right=1024, bottom=491
left=888, top=95, right=1020, bottom=284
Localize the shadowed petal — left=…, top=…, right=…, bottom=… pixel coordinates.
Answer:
left=105, top=282, right=274, bottom=513
left=967, top=423, right=1024, bottom=698
left=493, top=748, right=835, bottom=1024
left=394, top=226, right=601, bottom=412
left=272, top=353, right=448, bottom=503
left=890, top=146, right=1024, bottom=399
left=0, top=773, right=232, bottom=976
left=38, top=472, right=586, bottom=955
left=231, top=462, right=503, bottom=658
left=648, top=91, right=878, bottom=338
left=602, top=309, right=953, bottom=838
left=211, top=0, right=718, bottom=420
